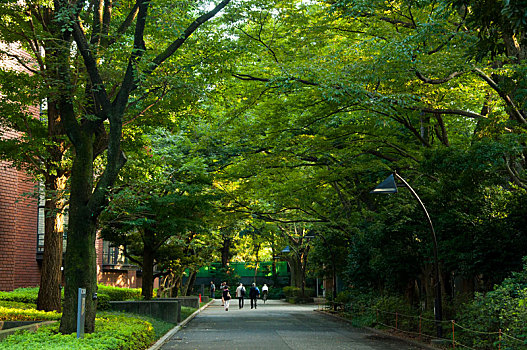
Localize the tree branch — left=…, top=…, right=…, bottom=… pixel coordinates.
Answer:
left=473, top=68, right=527, bottom=125
left=415, top=70, right=466, bottom=84
left=71, top=21, right=112, bottom=119
left=148, top=0, right=231, bottom=74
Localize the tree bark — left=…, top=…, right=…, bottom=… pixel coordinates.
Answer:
left=59, top=131, right=98, bottom=334
left=141, top=243, right=155, bottom=300
left=35, top=27, right=69, bottom=313
left=181, top=269, right=196, bottom=296
left=287, top=257, right=304, bottom=288
left=37, top=175, right=66, bottom=312
left=185, top=271, right=197, bottom=296
left=221, top=238, right=231, bottom=267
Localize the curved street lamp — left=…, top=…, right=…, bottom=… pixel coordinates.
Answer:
left=371, top=171, right=443, bottom=338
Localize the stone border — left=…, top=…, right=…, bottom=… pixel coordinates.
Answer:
left=147, top=299, right=214, bottom=350
left=316, top=309, right=440, bottom=350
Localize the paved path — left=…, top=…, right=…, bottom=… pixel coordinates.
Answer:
left=159, top=299, right=430, bottom=350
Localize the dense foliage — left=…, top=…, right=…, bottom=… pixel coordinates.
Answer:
left=1, top=0, right=527, bottom=344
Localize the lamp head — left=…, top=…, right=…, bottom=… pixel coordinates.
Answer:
left=370, top=173, right=398, bottom=194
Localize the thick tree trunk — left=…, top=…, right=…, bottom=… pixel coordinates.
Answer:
left=37, top=46, right=68, bottom=313
left=287, top=257, right=304, bottom=288
left=221, top=238, right=231, bottom=267
left=181, top=270, right=195, bottom=296
left=59, top=134, right=98, bottom=334
left=141, top=245, right=155, bottom=300
left=420, top=264, right=434, bottom=312
left=37, top=176, right=66, bottom=312
left=185, top=271, right=197, bottom=296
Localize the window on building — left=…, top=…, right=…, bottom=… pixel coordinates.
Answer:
left=36, top=184, right=67, bottom=254
left=102, top=241, right=129, bottom=266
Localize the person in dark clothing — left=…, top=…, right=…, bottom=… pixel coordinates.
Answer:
left=222, top=285, right=231, bottom=311
left=249, top=283, right=260, bottom=309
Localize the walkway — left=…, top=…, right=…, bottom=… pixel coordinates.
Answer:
left=158, top=299, right=430, bottom=350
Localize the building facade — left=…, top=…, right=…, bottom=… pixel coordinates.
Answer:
left=0, top=160, right=40, bottom=291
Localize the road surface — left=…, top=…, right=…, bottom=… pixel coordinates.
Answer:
left=158, top=299, right=430, bottom=350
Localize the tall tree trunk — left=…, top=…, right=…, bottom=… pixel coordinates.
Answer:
left=37, top=175, right=67, bottom=312
left=253, top=244, right=260, bottom=284
left=287, top=257, right=303, bottom=288
left=181, top=269, right=196, bottom=296
left=185, top=271, right=197, bottom=296
left=221, top=238, right=231, bottom=267
left=59, top=133, right=98, bottom=334
left=173, top=274, right=182, bottom=297
left=300, top=247, right=310, bottom=297
left=141, top=244, right=155, bottom=300
left=37, top=41, right=69, bottom=313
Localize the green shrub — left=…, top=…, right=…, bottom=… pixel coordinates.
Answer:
left=282, top=286, right=315, bottom=298
left=0, top=285, right=141, bottom=306
left=0, top=287, right=40, bottom=304
left=97, top=285, right=142, bottom=301
left=457, top=262, right=527, bottom=350
left=96, top=294, right=111, bottom=310
left=268, top=287, right=284, bottom=300
left=0, top=306, right=61, bottom=321
left=0, top=314, right=155, bottom=349
left=373, top=295, right=421, bottom=332
left=0, top=300, right=37, bottom=310
left=100, top=311, right=174, bottom=339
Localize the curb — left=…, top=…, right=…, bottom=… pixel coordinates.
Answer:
left=147, top=299, right=214, bottom=350
left=316, top=309, right=439, bottom=350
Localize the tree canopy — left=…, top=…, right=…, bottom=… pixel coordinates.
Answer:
left=2, top=0, right=527, bottom=334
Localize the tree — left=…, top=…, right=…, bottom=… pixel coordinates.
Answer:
left=100, top=128, right=216, bottom=299
left=0, top=3, right=72, bottom=312
left=27, top=0, right=233, bottom=333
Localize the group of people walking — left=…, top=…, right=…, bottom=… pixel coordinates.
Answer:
left=210, top=281, right=269, bottom=311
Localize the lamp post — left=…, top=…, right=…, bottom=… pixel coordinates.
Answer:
left=371, top=171, right=443, bottom=338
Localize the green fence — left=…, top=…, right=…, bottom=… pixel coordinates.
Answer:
left=196, top=261, right=289, bottom=279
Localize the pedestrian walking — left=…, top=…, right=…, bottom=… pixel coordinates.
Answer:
left=210, top=281, right=216, bottom=299
left=222, top=285, right=231, bottom=311
left=219, top=281, right=225, bottom=305
left=236, top=283, right=246, bottom=309
left=249, top=283, right=260, bottom=309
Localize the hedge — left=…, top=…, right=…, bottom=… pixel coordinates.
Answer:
left=0, top=285, right=142, bottom=307
left=96, top=286, right=142, bottom=301
left=0, top=306, right=61, bottom=321
left=0, top=314, right=155, bottom=350
left=282, top=286, right=315, bottom=298
left=0, top=287, right=40, bottom=304
left=0, top=301, right=37, bottom=310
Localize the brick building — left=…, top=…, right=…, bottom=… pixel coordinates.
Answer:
left=0, top=159, right=144, bottom=292
left=0, top=157, right=40, bottom=291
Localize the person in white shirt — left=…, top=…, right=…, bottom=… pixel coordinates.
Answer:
left=262, top=284, right=269, bottom=303
left=236, top=283, right=246, bottom=309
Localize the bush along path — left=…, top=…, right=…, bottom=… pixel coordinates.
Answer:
left=0, top=286, right=199, bottom=350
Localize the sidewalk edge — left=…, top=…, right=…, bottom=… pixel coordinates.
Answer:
left=147, top=299, right=214, bottom=350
